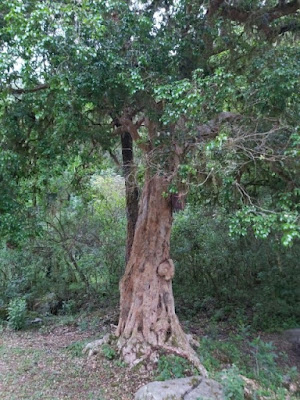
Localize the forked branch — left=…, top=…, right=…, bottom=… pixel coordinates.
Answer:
left=118, top=115, right=151, bottom=152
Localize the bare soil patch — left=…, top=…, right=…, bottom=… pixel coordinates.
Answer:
left=0, top=317, right=153, bottom=400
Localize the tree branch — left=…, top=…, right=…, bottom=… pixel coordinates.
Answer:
left=6, top=83, right=50, bottom=94
left=268, top=0, right=300, bottom=23
left=119, top=116, right=151, bottom=152
left=207, top=0, right=226, bottom=18
left=220, top=0, right=299, bottom=23
left=278, top=20, right=300, bottom=34
left=218, top=0, right=299, bottom=37
left=108, top=149, right=121, bottom=167
left=196, top=112, right=241, bottom=141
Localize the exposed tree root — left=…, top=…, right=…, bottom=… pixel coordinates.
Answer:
left=116, top=265, right=207, bottom=376
left=82, top=324, right=207, bottom=376
left=117, top=326, right=207, bottom=377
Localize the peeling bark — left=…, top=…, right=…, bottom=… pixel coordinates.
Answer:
left=116, top=174, right=207, bottom=375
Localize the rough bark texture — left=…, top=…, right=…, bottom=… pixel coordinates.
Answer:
left=116, top=174, right=206, bottom=375
left=121, top=132, right=139, bottom=263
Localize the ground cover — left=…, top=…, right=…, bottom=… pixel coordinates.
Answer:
left=0, top=310, right=299, bottom=399
left=0, top=312, right=152, bottom=400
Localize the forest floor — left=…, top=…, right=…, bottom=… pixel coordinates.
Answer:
left=0, top=309, right=299, bottom=400
left=0, top=309, right=154, bottom=400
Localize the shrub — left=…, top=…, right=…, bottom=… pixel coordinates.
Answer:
left=7, top=298, right=27, bottom=330
left=171, top=205, right=300, bottom=330
left=0, top=173, right=126, bottom=315
left=219, top=365, right=244, bottom=400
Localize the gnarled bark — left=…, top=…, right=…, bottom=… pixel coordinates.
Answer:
left=116, top=173, right=206, bottom=375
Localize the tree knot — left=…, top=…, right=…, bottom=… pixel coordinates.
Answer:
left=157, top=259, right=175, bottom=281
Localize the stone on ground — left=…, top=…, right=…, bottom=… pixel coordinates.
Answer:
left=134, top=376, right=224, bottom=400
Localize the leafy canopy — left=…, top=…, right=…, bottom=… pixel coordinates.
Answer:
left=0, top=0, right=299, bottom=243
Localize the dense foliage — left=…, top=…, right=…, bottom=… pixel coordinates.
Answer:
left=0, top=173, right=126, bottom=313
left=172, top=206, right=300, bottom=330
left=1, top=190, right=299, bottom=331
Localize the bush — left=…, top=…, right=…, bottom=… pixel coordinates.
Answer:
left=7, top=298, right=27, bottom=330
left=0, top=172, right=126, bottom=315
left=171, top=205, right=300, bottom=330
left=219, top=365, right=244, bottom=400
left=199, top=334, right=298, bottom=399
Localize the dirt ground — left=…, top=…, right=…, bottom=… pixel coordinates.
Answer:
left=0, top=313, right=299, bottom=400
left=0, top=319, right=153, bottom=400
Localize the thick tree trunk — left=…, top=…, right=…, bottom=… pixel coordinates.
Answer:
left=121, top=132, right=139, bottom=263
left=116, top=173, right=206, bottom=374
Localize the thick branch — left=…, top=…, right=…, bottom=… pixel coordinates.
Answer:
left=112, top=118, right=139, bottom=262
left=217, top=0, right=299, bottom=37
left=196, top=112, right=241, bottom=141
left=121, top=132, right=139, bottom=262
left=268, top=0, right=300, bottom=23
left=6, top=84, right=50, bottom=95
left=144, top=117, right=157, bottom=144
left=119, top=116, right=151, bottom=152
left=219, top=0, right=299, bottom=23
left=207, top=0, right=226, bottom=18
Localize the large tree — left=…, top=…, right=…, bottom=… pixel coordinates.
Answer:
left=0, top=0, right=299, bottom=370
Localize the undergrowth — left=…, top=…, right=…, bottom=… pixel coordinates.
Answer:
left=198, top=333, right=299, bottom=399
left=155, top=354, right=198, bottom=381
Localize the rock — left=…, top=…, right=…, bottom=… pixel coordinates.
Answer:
left=134, top=376, right=224, bottom=400
left=185, top=378, right=224, bottom=400
left=30, top=318, right=43, bottom=324
left=240, top=375, right=281, bottom=400
left=288, top=382, right=298, bottom=394
left=284, top=329, right=300, bottom=354
left=284, top=329, right=300, bottom=345
left=241, top=376, right=262, bottom=399
left=83, top=333, right=113, bottom=357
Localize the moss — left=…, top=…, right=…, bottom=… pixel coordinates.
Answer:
left=171, top=336, right=179, bottom=347
left=131, top=361, right=146, bottom=372
left=136, top=344, right=145, bottom=359
left=189, top=376, right=201, bottom=387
